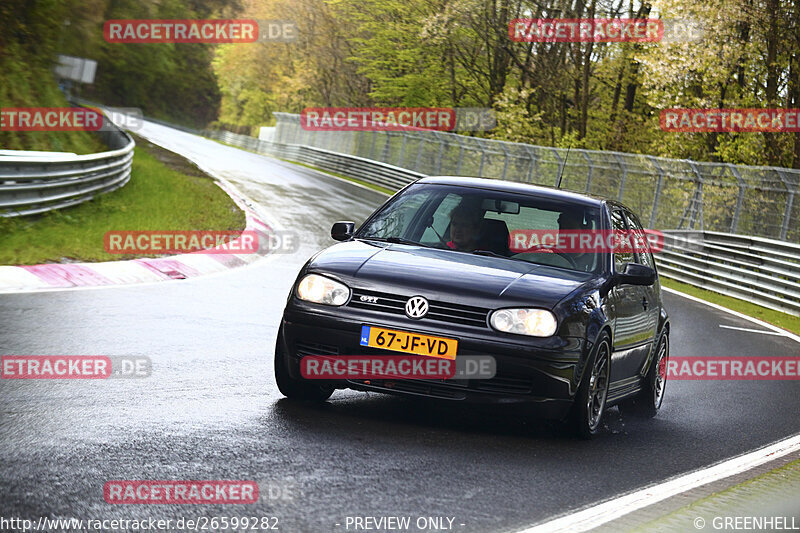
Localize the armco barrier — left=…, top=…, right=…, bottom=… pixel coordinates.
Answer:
left=204, top=129, right=425, bottom=190
left=201, top=128, right=799, bottom=316
left=0, top=113, right=134, bottom=217
left=659, top=231, right=800, bottom=315
left=273, top=112, right=800, bottom=244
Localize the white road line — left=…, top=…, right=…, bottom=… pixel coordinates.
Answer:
left=663, top=287, right=800, bottom=345
left=719, top=324, right=789, bottom=336
left=512, top=287, right=800, bottom=533
left=516, top=433, right=800, bottom=533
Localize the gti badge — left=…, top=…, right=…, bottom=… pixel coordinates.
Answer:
left=360, top=295, right=379, bottom=303
left=405, top=296, right=429, bottom=319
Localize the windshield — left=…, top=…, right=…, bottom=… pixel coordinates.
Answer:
left=357, top=184, right=604, bottom=273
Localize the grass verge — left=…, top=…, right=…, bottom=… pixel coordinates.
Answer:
left=660, top=277, right=800, bottom=336
left=0, top=134, right=245, bottom=265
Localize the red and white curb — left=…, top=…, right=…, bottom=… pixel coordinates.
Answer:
left=0, top=181, right=274, bottom=293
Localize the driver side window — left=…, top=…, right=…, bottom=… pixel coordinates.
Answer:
left=361, top=190, right=432, bottom=239
left=420, top=193, right=462, bottom=245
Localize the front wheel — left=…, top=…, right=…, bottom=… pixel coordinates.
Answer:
left=568, top=333, right=611, bottom=439
left=620, top=330, right=669, bottom=418
left=274, top=328, right=334, bottom=402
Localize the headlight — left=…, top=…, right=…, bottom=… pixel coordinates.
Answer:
left=296, top=274, right=350, bottom=306
left=490, top=308, right=558, bottom=337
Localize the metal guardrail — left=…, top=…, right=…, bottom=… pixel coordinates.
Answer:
left=658, top=231, right=800, bottom=315
left=204, top=129, right=426, bottom=190
left=0, top=113, right=135, bottom=217
left=273, top=113, right=800, bottom=244
left=201, top=127, right=800, bottom=316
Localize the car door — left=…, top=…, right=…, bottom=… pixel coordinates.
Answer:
left=609, top=209, right=652, bottom=382
left=625, top=210, right=659, bottom=362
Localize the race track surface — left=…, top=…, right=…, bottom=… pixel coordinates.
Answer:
left=1, top=120, right=798, bottom=532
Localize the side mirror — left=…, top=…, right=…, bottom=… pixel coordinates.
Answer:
left=618, top=263, right=656, bottom=286
left=331, top=221, right=356, bottom=241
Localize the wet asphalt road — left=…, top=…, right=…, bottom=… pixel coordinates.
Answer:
left=1, top=121, right=799, bottom=533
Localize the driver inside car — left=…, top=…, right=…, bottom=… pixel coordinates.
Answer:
left=446, top=203, right=483, bottom=251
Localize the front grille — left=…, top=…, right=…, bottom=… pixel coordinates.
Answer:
left=349, top=379, right=467, bottom=399
left=473, top=375, right=533, bottom=394
left=350, top=374, right=532, bottom=396
left=295, top=342, right=339, bottom=357
left=349, top=289, right=489, bottom=328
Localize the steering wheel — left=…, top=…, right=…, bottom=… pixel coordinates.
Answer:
left=554, top=251, right=579, bottom=269
left=514, top=244, right=580, bottom=269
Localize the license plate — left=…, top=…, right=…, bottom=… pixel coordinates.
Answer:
left=359, top=325, right=457, bottom=360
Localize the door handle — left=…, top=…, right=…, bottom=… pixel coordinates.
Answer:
left=642, top=297, right=648, bottom=310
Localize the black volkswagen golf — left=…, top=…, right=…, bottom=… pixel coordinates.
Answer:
left=275, top=177, right=669, bottom=437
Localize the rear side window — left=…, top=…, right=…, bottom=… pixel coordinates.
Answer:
left=624, top=211, right=655, bottom=268
left=611, top=209, right=633, bottom=271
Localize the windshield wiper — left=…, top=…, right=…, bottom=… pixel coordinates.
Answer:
left=357, top=236, right=431, bottom=248
left=470, top=249, right=529, bottom=263
left=471, top=249, right=507, bottom=258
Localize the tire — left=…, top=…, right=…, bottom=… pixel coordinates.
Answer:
left=568, top=333, right=611, bottom=439
left=274, top=328, right=334, bottom=402
left=619, top=329, right=668, bottom=418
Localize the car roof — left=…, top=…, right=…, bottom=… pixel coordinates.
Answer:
left=417, top=176, right=608, bottom=208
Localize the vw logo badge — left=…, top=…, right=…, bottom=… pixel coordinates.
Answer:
left=405, top=296, right=429, bottom=319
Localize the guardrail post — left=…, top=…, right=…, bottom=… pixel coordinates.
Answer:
left=583, top=152, right=593, bottom=193
left=367, top=131, right=376, bottom=160
left=777, top=169, right=796, bottom=241
left=455, top=137, right=465, bottom=175
left=477, top=140, right=487, bottom=177
left=500, top=142, right=510, bottom=181
left=397, top=132, right=408, bottom=167
left=414, top=133, right=426, bottom=173
left=614, top=153, right=627, bottom=201
left=525, top=146, right=537, bottom=183
left=380, top=132, right=392, bottom=163
left=434, top=134, right=445, bottom=175
left=729, top=165, right=745, bottom=234
left=647, top=156, right=665, bottom=228
left=688, top=161, right=704, bottom=231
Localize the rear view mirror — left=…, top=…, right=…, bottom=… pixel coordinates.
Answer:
left=618, top=263, right=656, bottom=286
left=481, top=199, right=520, bottom=214
left=331, top=221, right=356, bottom=241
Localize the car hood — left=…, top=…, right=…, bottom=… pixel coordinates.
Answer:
left=307, top=241, right=593, bottom=309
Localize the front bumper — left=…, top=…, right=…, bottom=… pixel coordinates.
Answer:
left=279, top=301, right=589, bottom=419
